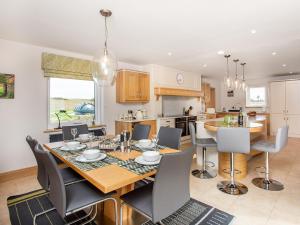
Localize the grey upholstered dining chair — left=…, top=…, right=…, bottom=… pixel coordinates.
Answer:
left=34, top=145, right=118, bottom=225
left=131, top=123, right=151, bottom=141
left=189, top=122, right=217, bottom=179
left=216, top=127, right=250, bottom=195
left=120, top=147, right=194, bottom=224
left=251, top=125, right=289, bottom=191
left=62, top=124, right=89, bottom=141
left=26, top=136, right=84, bottom=190
left=157, top=126, right=182, bottom=149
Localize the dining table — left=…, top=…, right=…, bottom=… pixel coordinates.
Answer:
left=204, top=115, right=267, bottom=179
left=43, top=137, right=179, bottom=225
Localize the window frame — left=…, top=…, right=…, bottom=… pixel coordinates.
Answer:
left=245, top=85, right=267, bottom=108
left=47, top=78, right=98, bottom=128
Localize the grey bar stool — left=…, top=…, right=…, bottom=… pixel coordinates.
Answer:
left=252, top=126, right=288, bottom=191
left=131, top=123, right=151, bottom=140
left=120, top=147, right=194, bottom=224
left=62, top=124, right=89, bottom=141
left=216, top=127, right=250, bottom=195
left=189, top=123, right=217, bottom=179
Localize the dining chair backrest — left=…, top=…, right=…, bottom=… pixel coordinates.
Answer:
left=26, top=136, right=49, bottom=190
left=37, top=144, right=67, bottom=217
left=189, top=122, right=196, bottom=145
left=275, top=125, right=289, bottom=152
left=217, top=127, right=250, bottom=154
left=157, top=127, right=182, bottom=149
left=131, top=124, right=151, bottom=141
left=152, top=147, right=194, bottom=223
left=62, top=124, right=89, bottom=141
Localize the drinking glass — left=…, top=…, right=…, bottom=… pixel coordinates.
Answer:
left=151, top=135, right=159, bottom=152
left=88, top=132, right=95, bottom=148
left=71, top=128, right=78, bottom=140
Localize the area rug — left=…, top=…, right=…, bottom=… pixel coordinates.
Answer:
left=142, top=198, right=234, bottom=225
left=7, top=189, right=96, bottom=225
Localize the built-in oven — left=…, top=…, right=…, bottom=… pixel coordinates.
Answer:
left=175, top=117, right=188, bottom=137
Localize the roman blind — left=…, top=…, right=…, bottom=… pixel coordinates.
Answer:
left=41, top=52, right=94, bottom=80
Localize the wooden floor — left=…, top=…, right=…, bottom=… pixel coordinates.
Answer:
left=1, top=138, right=300, bottom=225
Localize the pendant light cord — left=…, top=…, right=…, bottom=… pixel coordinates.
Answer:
left=104, top=16, right=108, bottom=50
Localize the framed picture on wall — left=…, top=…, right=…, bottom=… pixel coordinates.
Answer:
left=227, top=90, right=234, bottom=97
left=0, top=73, right=15, bottom=99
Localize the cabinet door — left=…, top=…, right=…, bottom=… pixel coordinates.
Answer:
left=270, top=82, right=286, bottom=114
left=270, top=114, right=286, bottom=136
left=125, top=71, right=140, bottom=101
left=286, top=80, right=300, bottom=115
left=138, top=73, right=150, bottom=101
left=287, top=115, right=300, bottom=137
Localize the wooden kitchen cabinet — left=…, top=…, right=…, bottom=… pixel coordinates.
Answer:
left=116, top=70, right=150, bottom=103
left=202, top=83, right=211, bottom=103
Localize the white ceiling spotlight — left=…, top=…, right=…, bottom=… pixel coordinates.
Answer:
left=217, top=50, right=225, bottom=55
left=251, top=29, right=257, bottom=34
left=272, top=52, right=277, bottom=56
left=203, top=64, right=207, bottom=68
left=167, top=52, right=172, bottom=56
left=282, top=64, right=287, bottom=67
left=289, top=72, right=293, bottom=74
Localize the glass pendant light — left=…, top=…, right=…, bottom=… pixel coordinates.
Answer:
left=223, top=54, right=232, bottom=90
left=241, top=62, right=247, bottom=91
left=91, top=9, right=117, bottom=86
left=233, top=59, right=241, bottom=90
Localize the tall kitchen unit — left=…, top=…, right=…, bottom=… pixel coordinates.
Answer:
left=270, top=80, right=300, bottom=137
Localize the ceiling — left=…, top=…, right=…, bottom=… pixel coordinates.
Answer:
left=1, top=0, right=300, bottom=79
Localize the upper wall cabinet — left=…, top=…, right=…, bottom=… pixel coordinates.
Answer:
left=116, top=70, right=150, bottom=103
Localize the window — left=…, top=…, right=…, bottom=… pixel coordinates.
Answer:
left=49, top=78, right=95, bottom=126
left=246, top=86, right=266, bottom=107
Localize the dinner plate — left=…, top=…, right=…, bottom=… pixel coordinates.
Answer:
left=75, top=153, right=107, bottom=163
left=59, top=144, right=86, bottom=151
left=135, top=155, right=162, bottom=165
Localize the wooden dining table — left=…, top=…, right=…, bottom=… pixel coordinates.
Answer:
left=43, top=139, right=179, bottom=225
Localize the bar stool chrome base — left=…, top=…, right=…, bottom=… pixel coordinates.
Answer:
left=252, top=178, right=284, bottom=191
left=217, top=181, right=248, bottom=195
left=192, top=169, right=217, bottom=179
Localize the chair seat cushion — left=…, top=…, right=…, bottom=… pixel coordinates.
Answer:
left=121, top=183, right=153, bottom=218
left=66, top=181, right=113, bottom=213
left=196, top=138, right=217, bottom=148
left=60, top=167, right=84, bottom=184
left=251, top=140, right=276, bottom=153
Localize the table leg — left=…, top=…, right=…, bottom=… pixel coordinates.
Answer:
left=98, top=183, right=134, bottom=225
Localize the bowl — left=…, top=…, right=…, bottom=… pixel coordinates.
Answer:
left=142, top=151, right=160, bottom=162
left=79, top=134, right=89, bottom=141
left=66, top=141, right=80, bottom=149
left=83, top=149, right=101, bottom=160
left=138, top=139, right=152, bottom=148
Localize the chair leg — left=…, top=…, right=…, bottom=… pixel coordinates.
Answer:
left=192, top=147, right=217, bottom=179
left=217, top=152, right=248, bottom=195
left=120, top=202, right=123, bottom=225
left=33, top=208, right=55, bottom=225
left=252, top=152, right=284, bottom=191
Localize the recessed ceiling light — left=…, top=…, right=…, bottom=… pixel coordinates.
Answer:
left=167, top=52, right=172, bottom=56
left=282, top=64, right=287, bottom=67
left=251, top=29, right=257, bottom=34
left=289, top=72, right=293, bottom=74
left=203, top=64, right=207, bottom=68
left=272, top=52, right=277, bottom=56
left=217, top=50, right=225, bottom=55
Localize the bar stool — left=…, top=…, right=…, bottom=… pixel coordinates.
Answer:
left=189, top=123, right=217, bottom=179
left=252, top=126, right=288, bottom=191
left=216, top=127, right=250, bottom=195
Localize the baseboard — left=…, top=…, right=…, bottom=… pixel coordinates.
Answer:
left=0, top=166, right=37, bottom=183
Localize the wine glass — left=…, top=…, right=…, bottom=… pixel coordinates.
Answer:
left=88, top=132, right=95, bottom=148
left=71, top=128, right=78, bottom=140
left=151, top=135, right=159, bottom=152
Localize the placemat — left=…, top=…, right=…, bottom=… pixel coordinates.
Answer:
left=118, top=159, right=159, bottom=175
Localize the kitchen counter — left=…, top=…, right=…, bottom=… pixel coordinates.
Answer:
left=115, top=117, right=157, bottom=123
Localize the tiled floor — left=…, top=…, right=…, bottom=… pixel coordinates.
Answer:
left=1, top=138, right=300, bottom=225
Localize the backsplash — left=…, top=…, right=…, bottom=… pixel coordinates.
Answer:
left=162, top=96, right=203, bottom=116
